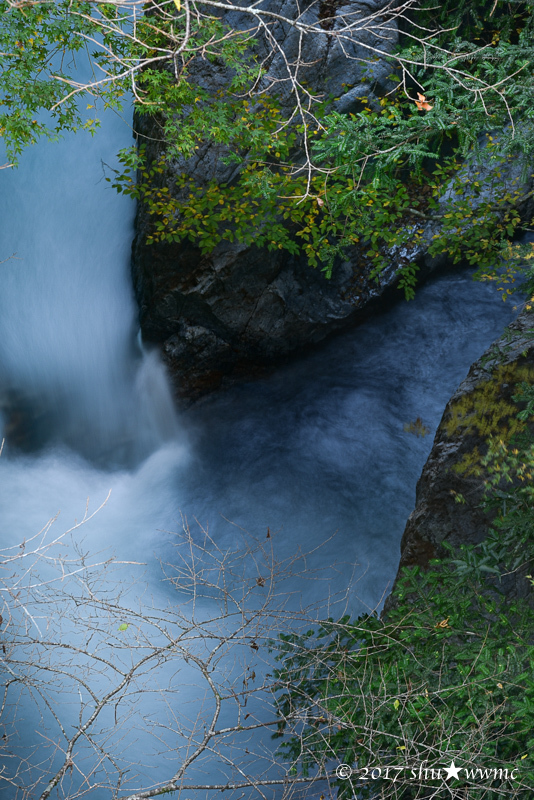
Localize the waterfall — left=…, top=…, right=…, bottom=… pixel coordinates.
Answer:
left=0, top=109, right=181, bottom=467
left=0, top=104, right=518, bottom=797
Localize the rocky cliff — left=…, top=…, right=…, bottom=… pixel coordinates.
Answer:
left=131, top=0, right=534, bottom=401
left=132, top=0, right=402, bottom=399
left=385, top=304, right=534, bottom=610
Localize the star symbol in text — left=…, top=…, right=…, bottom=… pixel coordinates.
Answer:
left=444, top=761, right=462, bottom=781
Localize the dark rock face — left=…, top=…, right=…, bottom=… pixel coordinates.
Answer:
left=132, top=231, right=408, bottom=397
left=131, top=1, right=534, bottom=400
left=384, top=308, right=534, bottom=612
left=132, top=0, right=405, bottom=399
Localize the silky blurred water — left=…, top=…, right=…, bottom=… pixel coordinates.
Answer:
left=0, top=105, right=518, bottom=797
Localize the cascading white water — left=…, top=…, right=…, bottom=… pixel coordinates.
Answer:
left=0, top=109, right=181, bottom=467
left=0, top=102, right=520, bottom=797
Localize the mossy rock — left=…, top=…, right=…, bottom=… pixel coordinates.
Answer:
left=444, top=361, right=534, bottom=475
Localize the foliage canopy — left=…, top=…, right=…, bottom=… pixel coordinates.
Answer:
left=0, top=0, right=534, bottom=295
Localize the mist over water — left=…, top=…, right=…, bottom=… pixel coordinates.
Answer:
left=0, top=105, right=518, bottom=797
